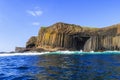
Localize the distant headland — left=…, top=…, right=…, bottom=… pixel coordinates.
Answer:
left=15, top=22, right=120, bottom=52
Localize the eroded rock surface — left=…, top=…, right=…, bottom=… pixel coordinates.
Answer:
left=24, top=22, right=120, bottom=52
left=26, top=36, right=37, bottom=48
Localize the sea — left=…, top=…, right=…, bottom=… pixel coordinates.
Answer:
left=0, top=51, right=120, bottom=80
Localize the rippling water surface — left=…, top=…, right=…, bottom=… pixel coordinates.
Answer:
left=0, top=51, right=120, bottom=80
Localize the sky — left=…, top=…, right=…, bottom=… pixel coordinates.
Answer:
left=0, top=0, right=120, bottom=51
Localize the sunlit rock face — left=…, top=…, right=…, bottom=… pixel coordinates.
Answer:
left=26, top=22, right=120, bottom=51
left=35, top=22, right=98, bottom=51
left=84, top=24, right=120, bottom=51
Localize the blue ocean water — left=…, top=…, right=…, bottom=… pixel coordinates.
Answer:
left=0, top=51, right=120, bottom=80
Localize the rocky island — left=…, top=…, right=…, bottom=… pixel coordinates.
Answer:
left=16, top=22, right=120, bottom=52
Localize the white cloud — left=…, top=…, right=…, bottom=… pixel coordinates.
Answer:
left=27, top=10, right=35, bottom=16
left=35, top=11, right=42, bottom=16
left=27, top=7, right=43, bottom=17
left=32, top=22, right=40, bottom=26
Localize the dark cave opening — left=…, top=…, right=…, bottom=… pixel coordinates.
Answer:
left=74, top=37, right=90, bottom=50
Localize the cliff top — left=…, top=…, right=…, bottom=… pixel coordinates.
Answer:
left=98, top=23, right=120, bottom=36
left=38, top=22, right=120, bottom=37
left=38, top=22, right=99, bottom=36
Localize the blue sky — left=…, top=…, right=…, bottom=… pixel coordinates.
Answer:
left=0, top=0, right=120, bottom=51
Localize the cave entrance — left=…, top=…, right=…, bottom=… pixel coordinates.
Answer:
left=74, top=37, right=90, bottom=50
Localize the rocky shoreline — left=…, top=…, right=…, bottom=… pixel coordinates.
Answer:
left=16, top=22, right=120, bottom=52
left=15, top=47, right=71, bottom=53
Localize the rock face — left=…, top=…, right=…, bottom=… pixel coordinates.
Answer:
left=26, top=36, right=37, bottom=48
left=15, top=47, right=28, bottom=52
left=25, top=22, right=120, bottom=51
left=35, top=22, right=98, bottom=51
left=84, top=24, right=120, bottom=51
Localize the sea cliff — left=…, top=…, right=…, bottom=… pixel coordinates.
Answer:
left=16, top=22, right=120, bottom=52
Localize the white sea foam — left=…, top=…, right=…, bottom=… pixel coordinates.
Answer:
left=0, top=50, right=120, bottom=57
left=0, top=52, right=50, bottom=57
left=90, top=51, right=94, bottom=53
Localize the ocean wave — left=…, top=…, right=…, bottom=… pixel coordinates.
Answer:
left=0, top=50, right=120, bottom=57
left=0, top=52, right=49, bottom=57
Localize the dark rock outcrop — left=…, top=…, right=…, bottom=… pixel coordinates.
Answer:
left=23, top=22, right=120, bottom=52
left=26, top=36, right=37, bottom=48
left=15, top=47, right=29, bottom=52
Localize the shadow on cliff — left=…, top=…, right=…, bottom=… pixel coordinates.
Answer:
left=73, top=36, right=90, bottom=50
